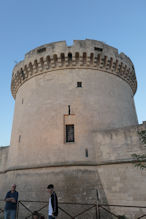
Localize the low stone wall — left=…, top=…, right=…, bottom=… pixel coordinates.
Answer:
left=0, top=123, right=146, bottom=218
left=94, top=121, right=146, bottom=163
left=0, top=146, right=9, bottom=173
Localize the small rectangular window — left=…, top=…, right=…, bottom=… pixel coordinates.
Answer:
left=66, top=125, right=74, bottom=142
left=94, top=47, right=103, bottom=52
left=37, top=47, right=46, bottom=53
left=77, top=82, right=82, bottom=87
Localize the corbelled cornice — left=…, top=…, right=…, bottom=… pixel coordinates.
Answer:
left=11, top=40, right=137, bottom=99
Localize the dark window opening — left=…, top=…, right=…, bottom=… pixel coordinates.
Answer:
left=40, top=57, right=44, bottom=66
left=61, top=53, right=65, bottom=63
left=46, top=56, right=51, bottom=67
left=34, top=60, right=38, bottom=70
left=53, top=54, right=58, bottom=62
left=85, top=149, right=88, bottom=157
left=94, top=47, right=103, bottom=52
left=68, top=105, right=71, bottom=115
left=75, top=52, right=79, bottom=64
left=37, top=47, right=46, bottom=53
left=29, top=63, right=33, bottom=72
left=68, top=53, right=72, bottom=62
left=21, top=69, right=25, bottom=80
left=19, top=135, right=21, bottom=142
left=66, top=125, right=74, bottom=142
left=77, top=82, right=82, bottom=87
left=90, top=53, right=94, bottom=64
left=83, top=52, right=87, bottom=64
left=22, top=98, right=24, bottom=104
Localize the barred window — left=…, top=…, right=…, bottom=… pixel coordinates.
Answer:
left=77, top=82, right=82, bottom=87
left=66, top=125, right=74, bottom=142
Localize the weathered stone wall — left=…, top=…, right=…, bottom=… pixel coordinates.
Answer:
left=94, top=121, right=146, bottom=163
left=98, top=163, right=146, bottom=218
left=9, top=39, right=138, bottom=175
left=0, top=146, right=9, bottom=173
left=1, top=123, right=146, bottom=218
left=0, top=40, right=145, bottom=218
left=8, top=68, right=138, bottom=170
left=94, top=122, right=146, bottom=218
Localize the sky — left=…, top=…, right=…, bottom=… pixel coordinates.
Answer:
left=0, top=0, right=146, bottom=146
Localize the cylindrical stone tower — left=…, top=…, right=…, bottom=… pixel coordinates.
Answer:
left=7, top=39, right=139, bottom=217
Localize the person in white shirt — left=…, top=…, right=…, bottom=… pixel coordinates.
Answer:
left=47, top=184, right=58, bottom=219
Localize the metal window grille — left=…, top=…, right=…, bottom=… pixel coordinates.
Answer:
left=66, top=125, right=74, bottom=142
left=77, top=82, right=82, bottom=87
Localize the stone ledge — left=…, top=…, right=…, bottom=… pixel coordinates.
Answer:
left=0, top=158, right=144, bottom=174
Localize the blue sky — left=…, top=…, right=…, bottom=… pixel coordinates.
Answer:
left=0, top=0, right=146, bottom=146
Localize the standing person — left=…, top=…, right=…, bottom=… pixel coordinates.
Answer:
left=4, top=184, right=19, bottom=219
left=47, top=184, right=58, bottom=219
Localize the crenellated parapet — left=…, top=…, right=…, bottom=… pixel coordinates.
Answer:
left=11, top=39, right=137, bottom=99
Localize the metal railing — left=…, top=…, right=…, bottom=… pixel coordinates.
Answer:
left=0, top=200, right=4, bottom=215
left=18, top=200, right=98, bottom=219
left=98, top=204, right=146, bottom=219
left=0, top=199, right=146, bottom=219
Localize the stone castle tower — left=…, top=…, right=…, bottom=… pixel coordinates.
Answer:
left=0, top=39, right=146, bottom=218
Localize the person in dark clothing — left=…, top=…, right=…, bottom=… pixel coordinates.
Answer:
left=32, top=211, right=45, bottom=219
left=32, top=211, right=40, bottom=219
left=47, top=184, right=58, bottom=219
left=4, top=184, right=19, bottom=219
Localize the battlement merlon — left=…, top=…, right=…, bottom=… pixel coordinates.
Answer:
left=11, top=39, right=137, bottom=99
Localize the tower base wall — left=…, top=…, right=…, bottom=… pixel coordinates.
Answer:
left=0, top=163, right=146, bottom=218
left=0, top=123, right=146, bottom=218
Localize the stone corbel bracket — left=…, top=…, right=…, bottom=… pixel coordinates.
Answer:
left=11, top=39, right=137, bottom=99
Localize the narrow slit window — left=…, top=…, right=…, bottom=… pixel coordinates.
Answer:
left=66, top=125, right=74, bottom=142
left=85, top=149, right=88, bottom=157
left=19, top=135, right=21, bottom=142
left=77, top=82, right=82, bottom=87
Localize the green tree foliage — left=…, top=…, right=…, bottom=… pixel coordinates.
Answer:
left=132, top=153, right=146, bottom=169
left=132, top=130, right=146, bottom=169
